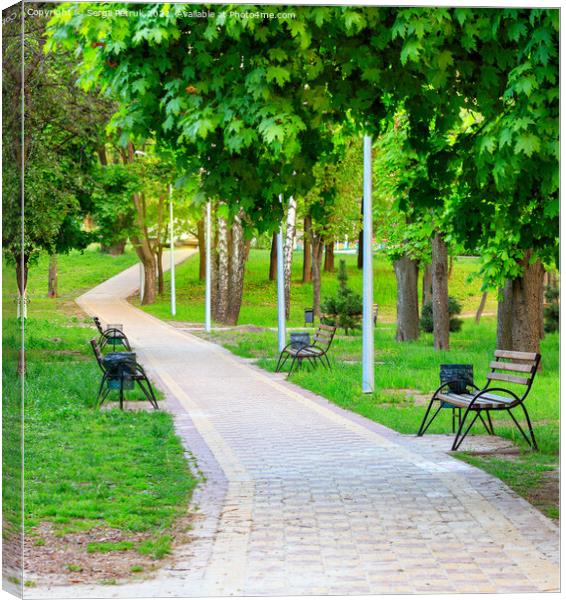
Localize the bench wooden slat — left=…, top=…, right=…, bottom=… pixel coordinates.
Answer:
left=486, top=372, right=530, bottom=385
left=437, top=392, right=514, bottom=408
left=494, top=349, right=538, bottom=361
left=489, top=361, right=533, bottom=373
left=319, top=324, right=336, bottom=332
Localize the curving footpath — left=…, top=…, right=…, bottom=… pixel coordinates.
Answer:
left=30, top=252, right=559, bottom=597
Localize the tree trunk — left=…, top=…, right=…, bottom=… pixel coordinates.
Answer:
left=226, top=211, right=246, bottom=325
left=211, top=214, right=219, bottom=321
left=100, top=240, right=126, bottom=255
left=510, top=251, right=545, bottom=354
left=48, top=254, right=58, bottom=298
left=448, top=256, right=454, bottom=279
left=312, top=233, right=324, bottom=317
left=156, top=247, right=164, bottom=295
left=497, top=281, right=514, bottom=351
left=197, top=217, right=206, bottom=281
left=216, top=213, right=229, bottom=323
left=283, top=196, right=297, bottom=319
left=269, top=232, right=277, bottom=281
left=497, top=251, right=545, bottom=356
left=432, top=233, right=449, bottom=350
left=357, top=200, right=363, bottom=269
left=394, top=254, right=419, bottom=341
left=324, top=243, right=335, bottom=273
left=475, top=292, right=488, bottom=324
left=422, top=262, right=432, bottom=307
left=125, top=144, right=157, bottom=304
left=302, top=216, right=312, bottom=283
left=15, top=254, right=29, bottom=296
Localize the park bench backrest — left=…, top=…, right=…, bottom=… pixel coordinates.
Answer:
left=313, top=324, right=336, bottom=351
left=90, top=338, right=105, bottom=371
left=487, top=349, right=541, bottom=401
left=93, top=316, right=105, bottom=335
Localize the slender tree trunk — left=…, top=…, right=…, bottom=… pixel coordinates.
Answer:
left=197, top=217, right=206, bottom=281
left=216, top=212, right=229, bottom=323
left=422, top=262, right=432, bottom=307
left=394, top=254, right=419, bottom=341
left=15, top=254, right=29, bottom=296
left=226, top=211, right=246, bottom=325
left=126, top=144, right=157, bottom=304
left=475, top=292, right=488, bottom=324
left=269, top=232, right=278, bottom=281
left=302, top=216, right=312, bottom=283
left=283, top=197, right=297, bottom=319
left=312, top=233, right=324, bottom=317
left=211, top=214, right=219, bottom=321
left=156, top=247, right=164, bottom=295
left=357, top=199, right=363, bottom=269
left=497, top=281, right=514, bottom=350
left=448, top=256, right=454, bottom=279
left=324, top=243, right=335, bottom=273
left=432, top=233, right=449, bottom=350
left=48, top=254, right=58, bottom=298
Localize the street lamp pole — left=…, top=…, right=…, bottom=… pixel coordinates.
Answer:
left=205, top=201, right=212, bottom=332
left=362, top=134, right=374, bottom=393
left=277, top=194, right=286, bottom=353
left=169, top=184, right=176, bottom=317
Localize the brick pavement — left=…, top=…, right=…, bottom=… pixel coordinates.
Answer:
left=28, top=254, right=559, bottom=597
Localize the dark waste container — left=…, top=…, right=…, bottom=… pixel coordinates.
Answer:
left=103, top=352, right=136, bottom=390
left=290, top=332, right=310, bottom=350
left=440, top=363, right=473, bottom=395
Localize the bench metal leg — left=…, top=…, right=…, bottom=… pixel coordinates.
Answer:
left=417, top=399, right=443, bottom=437
left=452, top=410, right=480, bottom=451
left=477, top=412, right=494, bottom=435
left=486, top=411, right=495, bottom=435
left=507, top=406, right=537, bottom=450
left=276, top=352, right=289, bottom=373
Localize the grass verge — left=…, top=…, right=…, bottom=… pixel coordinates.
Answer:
left=3, top=246, right=197, bottom=583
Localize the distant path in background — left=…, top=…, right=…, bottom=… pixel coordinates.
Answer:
left=29, top=249, right=559, bottom=597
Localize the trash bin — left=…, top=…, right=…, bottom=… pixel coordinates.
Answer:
left=440, top=364, right=473, bottom=394
left=290, top=332, right=310, bottom=350
left=304, top=308, right=314, bottom=326
left=103, top=352, right=136, bottom=390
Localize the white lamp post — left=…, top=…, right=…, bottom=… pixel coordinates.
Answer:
left=169, top=184, right=176, bottom=317
left=205, top=201, right=212, bottom=331
left=362, top=135, right=374, bottom=393
left=277, top=194, right=286, bottom=353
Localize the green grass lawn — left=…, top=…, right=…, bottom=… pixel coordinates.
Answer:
left=2, top=246, right=197, bottom=579
left=138, top=249, right=498, bottom=325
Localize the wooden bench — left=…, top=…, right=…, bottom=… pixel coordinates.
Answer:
left=417, top=349, right=541, bottom=451
left=275, top=324, right=337, bottom=376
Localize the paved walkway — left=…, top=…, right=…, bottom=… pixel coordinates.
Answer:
left=30, top=253, right=559, bottom=597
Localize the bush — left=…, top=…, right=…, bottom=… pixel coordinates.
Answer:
left=321, top=260, right=363, bottom=334
left=544, top=283, right=559, bottom=333
left=420, top=296, right=463, bottom=333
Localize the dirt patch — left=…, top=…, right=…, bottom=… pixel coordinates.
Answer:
left=24, top=513, right=198, bottom=586
left=382, top=388, right=431, bottom=405
left=527, top=470, right=560, bottom=522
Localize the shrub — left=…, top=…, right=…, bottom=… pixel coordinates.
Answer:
left=420, top=296, right=463, bottom=333
left=321, top=260, right=363, bottom=334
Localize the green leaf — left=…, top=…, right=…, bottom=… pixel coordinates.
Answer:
left=436, top=50, right=453, bottom=71
left=265, top=66, right=291, bottom=87
left=514, top=133, right=541, bottom=157
left=400, top=38, right=422, bottom=65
